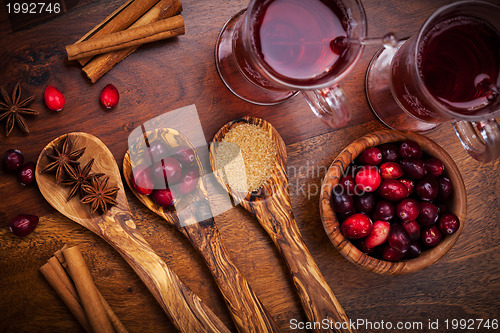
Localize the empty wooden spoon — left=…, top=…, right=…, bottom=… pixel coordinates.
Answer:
left=123, top=128, right=280, bottom=333
left=210, top=117, right=355, bottom=333
left=35, top=132, right=230, bottom=333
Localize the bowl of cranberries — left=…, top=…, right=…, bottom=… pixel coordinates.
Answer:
left=320, top=130, right=466, bottom=275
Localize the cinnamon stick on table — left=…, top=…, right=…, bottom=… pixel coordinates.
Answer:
left=75, top=0, right=161, bottom=66
left=66, top=15, right=185, bottom=61
left=83, top=0, right=183, bottom=83
left=63, top=246, right=114, bottom=333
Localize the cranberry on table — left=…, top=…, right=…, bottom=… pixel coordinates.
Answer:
left=424, top=157, right=444, bottom=177
left=151, top=188, right=176, bottom=207
left=359, top=147, right=382, bottom=165
left=340, top=213, right=373, bottom=239
left=2, top=149, right=24, bottom=173
left=438, top=212, right=460, bottom=235
left=402, top=220, right=421, bottom=242
left=377, top=179, right=409, bottom=201
left=364, top=220, right=390, bottom=249
left=437, top=177, right=453, bottom=201
left=406, top=241, right=422, bottom=259
left=399, top=140, right=423, bottom=159
left=400, top=158, right=427, bottom=180
left=380, top=162, right=403, bottom=179
left=171, top=146, right=196, bottom=167
left=418, top=202, right=439, bottom=226
left=100, top=84, right=119, bottom=109
left=388, top=223, right=411, bottom=253
left=416, top=176, right=439, bottom=201
left=372, top=200, right=395, bottom=221
left=355, top=192, right=376, bottom=213
left=132, top=164, right=154, bottom=195
left=339, top=174, right=356, bottom=195
left=18, top=162, right=36, bottom=186
left=355, top=165, right=381, bottom=192
left=421, top=225, right=443, bottom=247
left=9, top=214, right=39, bottom=237
left=44, top=85, right=65, bottom=111
left=152, top=157, right=182, bottom=185
left=382, top=244, right=406, bottom=262
left=378, top=143, right=399, bottom=162
left=397, top=198, right=420, bottom=221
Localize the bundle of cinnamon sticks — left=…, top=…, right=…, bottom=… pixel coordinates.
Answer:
left=40, top=245, right=127, bottom=333
left=66, top=0, right=184, bottom=83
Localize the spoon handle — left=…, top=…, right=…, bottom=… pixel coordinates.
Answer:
left=97, top=213, right=230, bottom=333
left=252, top=203, right=355, bottom=333
left=182, top=220, right=281, bottom=333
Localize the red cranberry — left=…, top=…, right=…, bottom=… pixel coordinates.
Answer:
left=424, top=157, right=444, bottom=177
left=100, top=84, right=119, bottom=109
left=378, top=143, right=399, bottom=162
left=421, top=225, right=443, bottom=247
left=148, top=141, right=170, bottom=162
left=380, top=162, right=403, bottom=179
left=388, top=223, right=411, bottom=253
left=417, top=202, right=439, bottom=226
left=437, top=177, right=453, bottom=201
left=151, top=189, right=176, bottom=207
left=339, top=174, right=356, bottom=195
left=364, top=220, right=390, bottom=249
left=152, top=157, right=182, bottom=186
left=406, top=242, right=422, bottom=259
left=382, top=244, right=406, bottom=262
left=340, top=213, right=373, bottom=239
left=355, top=166, right=381, bottom=192
left=399, top=178, right=415, bottom=195
left=402, top=220, right=421, bottom=241
left=132, top=164, right=154, bottom=195
left=397, top=198, right=419, bottom=221
left=359, top=147, right=382, bottom=165
left=438, top=212, right=460, bottom=235
left=400, top=158, right=427, bottom=180
left=378, top=179, right=409, bottom=201
left=9, top=214, right=39, bottom=237
left=399, top=140, right=423, bottom=159
left=416, top=176, right=439, bottom=201
left=372, top=200, right=395, bottom=221
left=355, top=193, right=376, bottom=213
left=331, top=185, right=354, bottom=213
left=2, top=149, right=24, bottom=173
left=44, top=85, right=65, bottom=111
left=175, top=168, right=200, bottom=195
left=18, top=162, right=36, bottom=186
left=172, top=146, right=196, bottom=167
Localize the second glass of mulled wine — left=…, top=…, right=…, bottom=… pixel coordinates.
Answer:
left=215, top=0, right=367, bottom=128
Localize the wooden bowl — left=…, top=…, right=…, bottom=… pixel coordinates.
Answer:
left=320, top=130, right=467, bottom=275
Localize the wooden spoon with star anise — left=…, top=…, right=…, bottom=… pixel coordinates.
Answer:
left=35, top=132, right=230, bottom=333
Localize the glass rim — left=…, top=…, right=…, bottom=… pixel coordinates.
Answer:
left=242, top=0, right=367, bottom=91
left=413, top=0, right=500, bottom=121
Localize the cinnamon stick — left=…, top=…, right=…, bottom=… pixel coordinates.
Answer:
left=40, top=263, right=92, bottom=333
left=63, top=246, right=114, bottom=333
left=75, top=0, right=161, bottom=66
left=66, top=15, right=185, bottom=61
left=47, top=256, right=79, bottom=300
left=83, top=0, right=183, bottom=83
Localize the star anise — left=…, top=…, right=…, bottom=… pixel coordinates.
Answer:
left=0, top=83, right=38, bottom=136
left=61, top=158, right=105, bottom=201
left=42, top=135, right=86, bottom=184
left=81, top=176, right=119, bottom=213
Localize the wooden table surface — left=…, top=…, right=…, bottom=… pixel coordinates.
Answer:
left=1, top=0, right=499, bottom=332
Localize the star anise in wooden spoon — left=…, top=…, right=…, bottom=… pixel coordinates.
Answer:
left=62, top=158, right=105, bottom=201
left=81, top=176, right=119, bottom=213
left=0, top=83, right=38, bottom=136
left=42, top=135, right=86, bottom=184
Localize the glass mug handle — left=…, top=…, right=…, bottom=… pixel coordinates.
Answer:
left=452, top=119, right=500, bottom=163
left=301, top=85, right=351, bottom=128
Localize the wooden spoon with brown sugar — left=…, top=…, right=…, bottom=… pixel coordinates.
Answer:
left=210, top=117, right=356, bottom=333
left=36, top=132, right=230, bottom=333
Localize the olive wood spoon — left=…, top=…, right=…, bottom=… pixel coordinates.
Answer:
left=123, top=128, right=280, bottom=333
left=210, top=117, right=355, bottom=333
left=35, top=132, right=230, bottom=333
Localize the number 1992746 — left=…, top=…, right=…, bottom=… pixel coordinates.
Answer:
left=6, top=2, right=61, bottom=14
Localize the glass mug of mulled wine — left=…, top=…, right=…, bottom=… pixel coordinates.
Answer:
left=366, top=1, right=500, bottom=163
left=215, top=0, right=367, bottom=128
